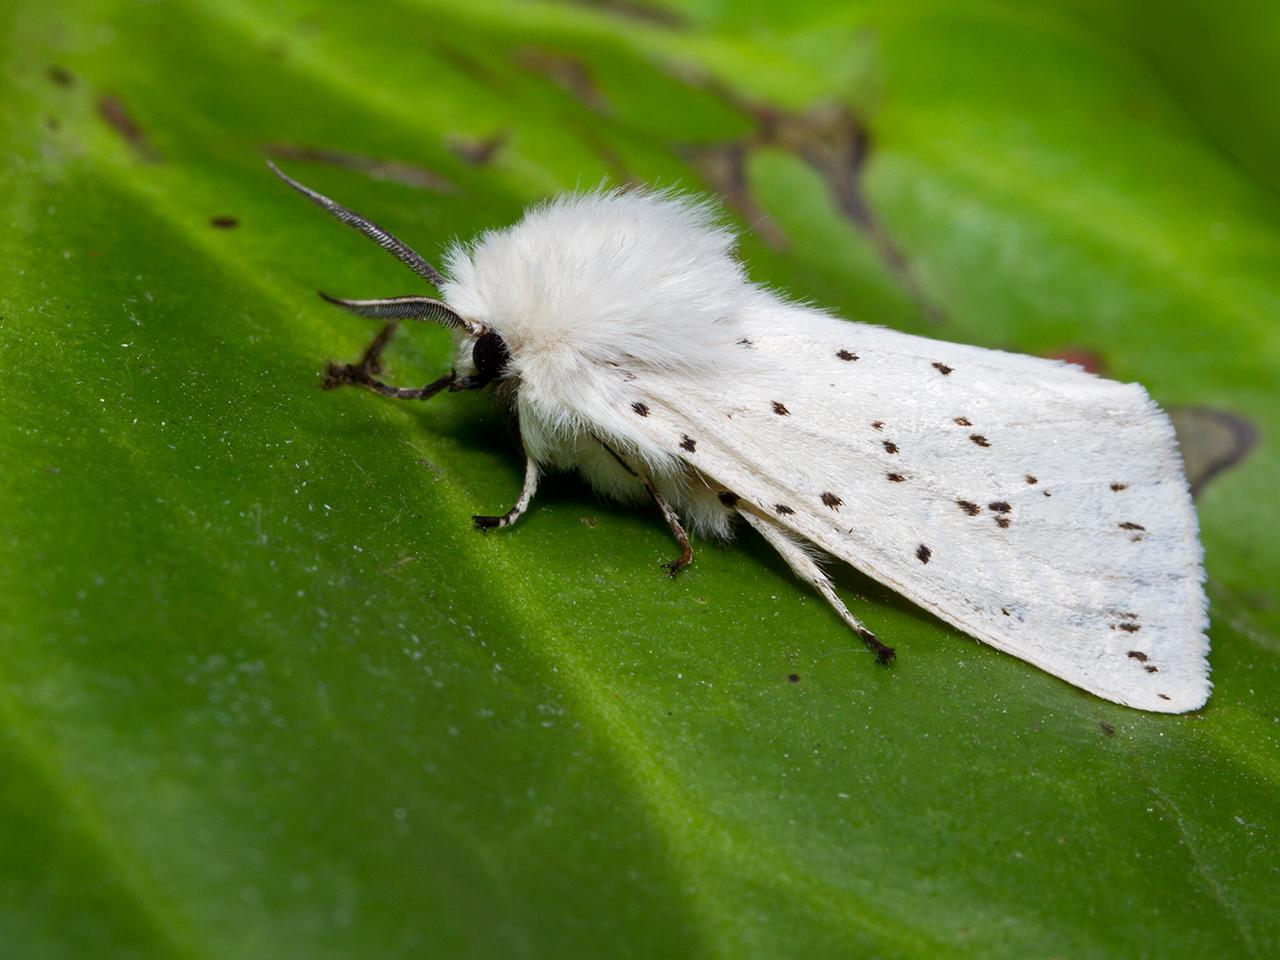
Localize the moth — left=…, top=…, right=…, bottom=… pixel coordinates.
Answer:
left=270, top=162, right=1210, bottom=713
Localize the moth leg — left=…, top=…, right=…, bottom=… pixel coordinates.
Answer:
left=599, top=440, right=693, bottom=577
left=322, top=321, right=456, bottom=400
left=474, top=454, right=539, bottom=531
left=737, top=508, right=896, bottom=664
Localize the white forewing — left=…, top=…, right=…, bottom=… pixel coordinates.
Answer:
left=618, top=303, right=1209, bottom=713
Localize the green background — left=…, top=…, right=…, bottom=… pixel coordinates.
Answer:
left=2, top=1, right=1277, bottom=957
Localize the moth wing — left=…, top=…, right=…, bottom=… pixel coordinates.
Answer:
left=627, top=305, right=1209, bottom=713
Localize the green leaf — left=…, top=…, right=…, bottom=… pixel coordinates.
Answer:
left=2, top=1, right=1277, bottom=957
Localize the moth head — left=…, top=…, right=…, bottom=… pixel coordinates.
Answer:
left=268, top=160, right=513, bottom=392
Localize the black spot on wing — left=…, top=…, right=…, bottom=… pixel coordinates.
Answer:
left=775, top=504, right=795, bottom=515
left=1119, top=623, right=1141, bottom=633
left=1127, top=650, right=1148, bottom=661
left=1119, top=522, right=1146, bottom=531
left=995, top=516, right=1011, bottom=529
left=954, top=416, right=972, bottom=426
left=737, top=338, right=754, bottom=348
left=679, top=434, right=697, bottom=452
left=772, top=401, right=790, bottom=416
left=631, top=401, right=649, bottom=417
left=932, top=362, right=953, bottom=375
left=1025, top=475, right=1038, bottom=485
left=1158, top=694, right=1171, bottom=701
left=916, top=544, right=932, bottom=564
left=1110, top=482, right=1128, bottom=491
left=887, top=473, right=906, bottom=483
left=882, top=440, right=899, bottom=454
left=871, top=420, right=884, bottom=431
left=988, top=501, right=1011, bottom=513
left=957, top=500, right=980, bottom=516
left=821, top=492, right=843, bottom=509
left=970, top=434, right=990, bottom=447
left=836, top=350, right=858, bottom=361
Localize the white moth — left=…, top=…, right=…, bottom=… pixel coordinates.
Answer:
left=270, top=163, right=1210, bottom=714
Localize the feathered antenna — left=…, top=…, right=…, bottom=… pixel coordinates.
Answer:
left=268, top=160, right=477, bottom=333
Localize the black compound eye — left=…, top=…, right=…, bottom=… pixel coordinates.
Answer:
left=471, top=331, right=510, bottom=385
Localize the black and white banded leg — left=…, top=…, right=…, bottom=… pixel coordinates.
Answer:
left=322, top=320, right=457, bottom=400
left=474, top=455, right=540, bottom=531
left=738, top=508, right=896, bottom=664
left=599, top=440, right=693, bottom=577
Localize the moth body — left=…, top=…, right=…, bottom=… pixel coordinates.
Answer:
left=271, top=164, right=1211, bottom=714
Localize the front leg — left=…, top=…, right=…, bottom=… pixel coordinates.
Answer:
left=474, top=455, right=539, bottom=531
left=323, top=321, right=456, bottom=400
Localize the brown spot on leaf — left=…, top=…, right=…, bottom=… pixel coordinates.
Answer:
left=787, top=673, right=801, bottom=683
left=209, top=215, right=239, bottom=229
left=264, top=143, right=456, bottom=191
left=1100, top=721, right=1116, bottom=737
left=98, top=94, right=163, bottom=163
left=916, top=544, right=932, bottom=564
left=48, top=65, right=75, bottom=87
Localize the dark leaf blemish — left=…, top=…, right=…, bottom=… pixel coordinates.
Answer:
left=48, top=65, right=75, bottom=87
left=209, top=215, right=239, bottom=229
left=957, top=500, right=981, bottom=516
left=1127, top=650, right=1148, bottom=662
left=821, top=492, right=843, bottom=509
left=887, top=473, right=906, bottom=483
left=787, top=673, right=801, bottom=683
left=1100, top=721, right=1116, bottom=736
left=631, top=401, right=650, bottom=417
left=1118, top=522, right=1145, bottom=531
left=772, top=401, right=790, bottom=416
left=679, top=434, right=697, bottom=452
left=916, top=544, right=932, bottom=564
left=837, top=350, right=858, bottom=361
left=954, top=416, right=972, bottom=426
left=970, top=434, right=990, bottom=447
left=1110, top=482, right=1128, bottom=491
left=932, top=362, right=953, bottom=375
left=882, top=440, right=899, bottom=454
left=775, top=504, right=795, bottom=515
